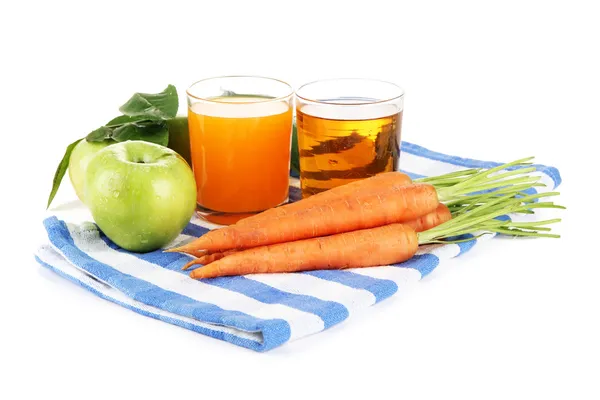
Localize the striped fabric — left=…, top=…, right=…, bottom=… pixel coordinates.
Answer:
left=35, top=142, right=561, bottom=352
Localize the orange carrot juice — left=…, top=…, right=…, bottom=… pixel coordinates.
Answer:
left=188, top=96, right=293, bottom=214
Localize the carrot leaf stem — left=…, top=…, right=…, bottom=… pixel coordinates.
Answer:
left=429, top=158, right=549, bottom=204
left=415, top=168, right=481, bottom=182
left=418, top=191, right=563, bottom=244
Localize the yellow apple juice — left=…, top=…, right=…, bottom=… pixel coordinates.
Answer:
left=188, top=96, right=293, bottom=213
left=296, top=105, right=402, bottom=197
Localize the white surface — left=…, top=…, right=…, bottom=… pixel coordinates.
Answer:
left=1, top=0, right=598, bottom=399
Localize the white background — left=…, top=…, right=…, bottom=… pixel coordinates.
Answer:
left=2, top=0, right=599, bottom=399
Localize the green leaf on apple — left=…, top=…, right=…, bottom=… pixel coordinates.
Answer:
left=112, top=122, right=169, bottom=147
left=118, top=84, right=179, bottom=120
left=86, top=126, right=114, bottom=142
left=105, top=114, right=160, bottom=127
left=47, top=138, right=82, bottom=208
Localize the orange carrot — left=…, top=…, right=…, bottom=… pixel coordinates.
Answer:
left=170, top=182, right=439, bottom=254
left=176, top=159, right=564, bottom=278
left=236, top=172, right=412, bottom=226
left=184, top=203, right=452, bottom=269
left=188, top=224, right=419, bottom=279
left=185, top=191, right=564, bottom=278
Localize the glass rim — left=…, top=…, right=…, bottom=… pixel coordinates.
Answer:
left=186, top=75, right=294, bottom=104
left=295, top=78, right=405, bottom=106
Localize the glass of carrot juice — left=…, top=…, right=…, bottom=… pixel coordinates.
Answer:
left=186, top=76, right=294, bottom=224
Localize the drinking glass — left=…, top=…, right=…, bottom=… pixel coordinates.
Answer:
left=187, top=76, right=294, bottom=224
left=295, top=78, right=404, bottom=198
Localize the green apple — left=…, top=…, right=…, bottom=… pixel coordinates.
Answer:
left=84, top=141, right=197, bottom=252
left=65, top=118, right=191, bottom=205
left=69, top=139, right=116, bottom=203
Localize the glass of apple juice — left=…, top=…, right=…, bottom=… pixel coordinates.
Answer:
left=295, top=78, right=405, bottom=198
left=186, top=76, right=294, bottom=225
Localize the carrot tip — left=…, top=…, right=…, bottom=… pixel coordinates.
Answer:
left=165, top=247, right=208, bottom=256
left=182, top=258, right=204, bottom=271
left=189, top=270, right=202, bottom=280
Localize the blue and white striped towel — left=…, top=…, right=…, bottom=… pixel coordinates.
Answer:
left=35, top=142, right=562, bottom=352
